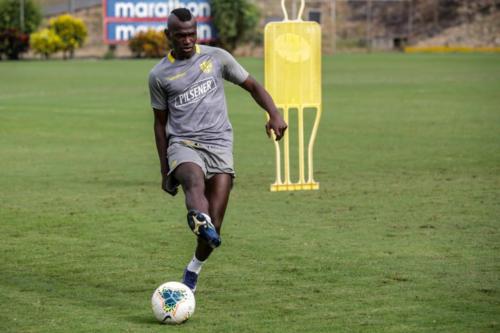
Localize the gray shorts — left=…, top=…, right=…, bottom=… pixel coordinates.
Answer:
left=167, top=140, right=235, bottom=179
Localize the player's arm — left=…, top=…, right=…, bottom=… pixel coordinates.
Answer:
left=153, top=108, right=178, bottom=196
left=240, top=76, right=287, bottom=141
left=149, top=70, right=177, bottom=196
left=153, top=108, right=169, bottom=176
left=215, top=47, right=287, bottom=140
left=153, top=109, right=172, bottom=192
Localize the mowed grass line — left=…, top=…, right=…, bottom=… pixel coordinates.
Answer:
left=0, top=54, right=499, bottom=333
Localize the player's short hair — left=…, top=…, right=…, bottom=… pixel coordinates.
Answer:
left=171, top=8, right=193, bottom=22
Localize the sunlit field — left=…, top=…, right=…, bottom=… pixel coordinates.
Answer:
left=1, top=53, right=499, bottom=332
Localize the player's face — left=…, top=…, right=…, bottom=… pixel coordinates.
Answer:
left=167, top=19, right=197, bottom=59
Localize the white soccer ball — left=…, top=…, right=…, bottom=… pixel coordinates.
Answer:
left=151, top=281, right=196, bottom=324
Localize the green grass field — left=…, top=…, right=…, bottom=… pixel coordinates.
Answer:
left=1, top=53, right=499, bottom=333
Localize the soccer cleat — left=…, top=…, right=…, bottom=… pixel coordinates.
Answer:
left=181, top=268, right=199, bottom=293
left=187, top=210, right=221, bottom=249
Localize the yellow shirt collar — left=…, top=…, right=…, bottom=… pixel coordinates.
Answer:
left=167, top=44, right=201, bottom=63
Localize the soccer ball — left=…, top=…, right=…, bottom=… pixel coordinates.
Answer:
left=151, top=281, right=195, bottom=324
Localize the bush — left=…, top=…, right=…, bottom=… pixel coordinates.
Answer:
left=103, top=45, right=117, bottom=60
left=0, top=28, right=29, bottom=60
left=128, top=29, right=168, bottom=58
left=30, top=28, right=62, bottom=59
left=211, top=0, right=260, bottom=52
left=404, top=45, right=500, bottom=53
left=49, top=14, right=87, bottom=59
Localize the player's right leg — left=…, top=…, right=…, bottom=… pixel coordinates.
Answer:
left=172, top=162, right=220, bottom=247
left=181, top=174, right=232, bottom=292
left=173, top=163, right=220, bottom=292
left=194, top=173, right=233, bottom=260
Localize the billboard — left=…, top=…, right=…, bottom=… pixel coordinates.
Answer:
left=103, top=0, right=216, bottom=44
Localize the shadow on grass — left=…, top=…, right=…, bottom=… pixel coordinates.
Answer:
left=126, top=315, right=159, bottom=325
left=126, top=315, right=197, bottom=329
left=84, top=179, right=157, bottom=187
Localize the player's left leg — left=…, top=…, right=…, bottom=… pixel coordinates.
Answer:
left=183, top=174, right=232, bottom=292
left=198, top=173, right=233, bottom=258
left=206, top=174, right=233, bottom=230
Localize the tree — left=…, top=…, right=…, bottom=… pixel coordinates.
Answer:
left=211, top=0, right=260, bottom=52
left=49, top=14, right=87, bottom=59
left=0, top=0, right=42, bottom=34
left=0, top=0, right=41, bottom=59
left=30, top=28, right=62, bottom=59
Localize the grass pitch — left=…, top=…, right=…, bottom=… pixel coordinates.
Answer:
left=0, top=54, right=499, bottom=333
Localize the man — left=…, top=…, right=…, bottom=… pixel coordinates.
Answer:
left=149, top=8, right=287, bottom=292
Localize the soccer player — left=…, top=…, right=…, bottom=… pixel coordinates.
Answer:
left=149, top=8, right=287, bottom=292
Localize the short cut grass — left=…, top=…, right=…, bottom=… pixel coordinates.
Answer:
left=0, top=53, right=499, bottom=333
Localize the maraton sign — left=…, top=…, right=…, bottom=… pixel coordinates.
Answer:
left=103, top=0, right=216, bottom=44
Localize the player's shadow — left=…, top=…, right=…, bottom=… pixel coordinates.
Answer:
left=86, top=179, right=157, bottom=187
left=126, top=315, right=159, bottom=325
left=126, top=315, right=196, bottom=327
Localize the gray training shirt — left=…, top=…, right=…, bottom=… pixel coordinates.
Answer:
left=149, top=44, right=249, bottom=148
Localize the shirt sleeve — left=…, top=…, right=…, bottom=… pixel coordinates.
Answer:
left=216, top=48, right=249, bottom=85
left=148, top=70, right=168, bottom=110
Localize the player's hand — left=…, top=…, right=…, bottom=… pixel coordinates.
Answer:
left=266, top=112, right=288, bottom=141
left=162, top=174, right=179, bottom=196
